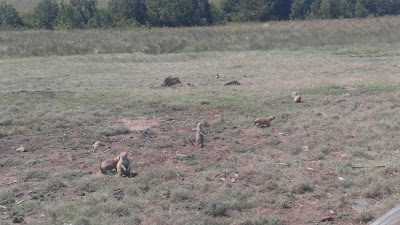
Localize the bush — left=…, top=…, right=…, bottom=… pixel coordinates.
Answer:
left=0, top=2, right=23, bottom=27
left=33, top=0, right=59, bottom=29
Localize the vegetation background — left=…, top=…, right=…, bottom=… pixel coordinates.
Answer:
left=1, top=0, right=400, bottom=29
left=1, top=0, right=400, bottom=224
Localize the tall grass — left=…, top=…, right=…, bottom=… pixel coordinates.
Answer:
left=1, top=16, right=400, bottom=57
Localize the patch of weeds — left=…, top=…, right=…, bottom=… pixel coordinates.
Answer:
left=43, top=178, right=67, bottom=192
left=171, top=188, right=192, bottom=202
left=76, top=181, right=98, bottom=193
left=351, top=148, right=373, bottom=159
left=205, top=201, right=229, bottom=217
left=23, top=169, right=51, bottom=181
left=354, top=210, right=374, bottom=223
left=73, top=217, right=91, bottom=225
left=266, top=138, right=281, bottom=147
left=107, top=201, right=131, bottom=217
left=162, top=101, right=189, bottom=112
left=239, top=216, right=284, bottom=225
left=291, top=182, right=314, bottom=194
left=363, top=183, right=391, bottom=199
left=301, top=84, right=345, bottom=96
left=194, top=165, right=204, bottom=172
left=11, top=200, right=41, bottom=217
left=0, top=158, right=13, bottom=167
left=339, top=178, right=354, bottom=189
left=318, top=145, right=334, bottom=156
left=205, top=190, right=250, bottom=217
left=0, top=188, right=22, bottom=205
left=58, top=170, right=85, bottom=181
left=236, top=146, right=256, bottom=153
left=101, top=125, right=130, bottom=137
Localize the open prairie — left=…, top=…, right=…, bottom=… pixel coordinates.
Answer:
left=1, top=17, right=400, bottom=225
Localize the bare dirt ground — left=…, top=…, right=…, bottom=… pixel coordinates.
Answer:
left=1, top=51, right=400, bottom=224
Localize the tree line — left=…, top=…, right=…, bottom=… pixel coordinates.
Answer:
left=1, top=0, right=400, bottom=29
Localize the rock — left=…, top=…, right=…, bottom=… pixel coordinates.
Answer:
left=225, top=80, right=241, bottom=86
left=91, top=140, right=101, bottom=149
left=138, top=128, right=153, bottom=139
left=16, top=146, right=26, bottom=152
left=162, top=76, right=181, bottom=87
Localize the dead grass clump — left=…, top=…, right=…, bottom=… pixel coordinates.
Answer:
left=101, top=126, right=130, bottom=137
left=205, top=190, right=250, bottom=217
left=354, top=210, right=374, bottom=223
left=238, top=216, right=284, bottom=225
left=23, top=169, right=52, bottom=182
left=291, top=182, right=314, bottom=194
left=171, top=188, right=192, bottom=202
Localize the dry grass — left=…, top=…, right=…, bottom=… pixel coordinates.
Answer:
left=1, top=16, right=400, bottom=57
left=1, top=17, right=400, bottom=225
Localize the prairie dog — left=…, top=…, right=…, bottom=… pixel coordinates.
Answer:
left=196, top=122, right=205, bottom=133
left=100, top=155, right=120, bottom=174
left=117, top=152, right=131, bottom=177
left=215, top=73, right=219, bottom=79
left=291, top=92, right=302, bottom=103
left=254, top=116, right=275, bottom=127
left=195, top=130, right=204, bottom=148
left=195, top=122, right=205, bottom=148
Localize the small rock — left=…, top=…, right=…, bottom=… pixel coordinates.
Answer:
left=162, top=76, right=181, bottom=87
left=225, top=80, right=241, bottom=86
left=12, top=215, right=23, bottom=223
left=230, top=178, right=236, bottom=183
left=91, top=140, right=101, bottom=149
left=16, top=146, right=26, bottom=152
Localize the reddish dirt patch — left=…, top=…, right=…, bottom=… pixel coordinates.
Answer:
left=120, top=116, right=164, bottom=131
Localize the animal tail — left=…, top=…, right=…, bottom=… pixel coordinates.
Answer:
left=100, top=160, right=105, bottom=174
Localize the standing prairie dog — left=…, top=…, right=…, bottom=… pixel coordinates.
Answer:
left=291, top=92, right=302, bottom=103
left=117, top=152, right=131, bottom=177
left=195, top=122, right=205, bottom=148
left=100, top=155, right=120, bottom=174
left=254, top=116, right=275, bottom=127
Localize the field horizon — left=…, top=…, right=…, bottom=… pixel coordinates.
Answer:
left=1, top=16, right=400, bottom=225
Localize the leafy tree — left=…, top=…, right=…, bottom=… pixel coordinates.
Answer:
left=88, top=9, right=112, bottom=28
left=146, top=0, right=212, bottom=27
left=108, top=0, right=146, bottom=26
left=320, top=0, right=340, bottom=18
left=266, top=0, right=292, bottom=20
left=33, top=0, right=59, bottom=29
left=354, top=0, right=369, bottom=17
left=0, top=2, right=23, bottom=27
left=290, top=0, right=314, bottom=19
left=221, top=0, right=265, bottom=22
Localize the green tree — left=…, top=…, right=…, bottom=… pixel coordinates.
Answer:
left=265, top=0, right=292, bottom=20
left=354, top=0, right=369, bottom=17
left=290, top=0, right=316, bottom=19
left=221, top=0, right=265, bottom=22
left=57, top=0, right=97, bottom=28
left=320, top=0, right=340, bottom=18
left=108, top=0, right=146, bottom=26
left=146, top=0, right=211, bottom=27
left=0, top=2, right=23, bottom=27
left=33, top=0, right=59, bottom=29
left=88, top=9, right=112, bottom=28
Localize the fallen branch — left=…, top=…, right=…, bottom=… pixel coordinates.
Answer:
left=351, top=165, right=385, bottom=169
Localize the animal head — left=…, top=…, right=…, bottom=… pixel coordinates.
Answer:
left=291, top=92, right=299, bottom=98
left=119, top=152, right=128, bottom=159
left=269, top=116, right=276, bottom=121
left=197, top=122, right=204, bottom=128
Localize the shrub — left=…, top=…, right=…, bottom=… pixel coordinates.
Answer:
left=0, top=2, right=23, bottom=27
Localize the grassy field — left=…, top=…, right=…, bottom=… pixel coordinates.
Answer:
left=1, top=17, right=400, bottom=225
left=1, top=16, right=400, bottom=57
